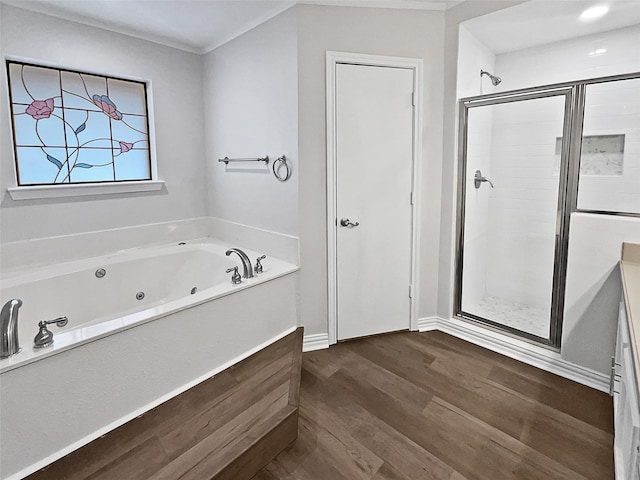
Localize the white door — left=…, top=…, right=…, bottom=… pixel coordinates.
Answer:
left=335, top=63, right=415, bottom=340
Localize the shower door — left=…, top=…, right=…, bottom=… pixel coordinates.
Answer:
left=456, top=89, right=576, bottom=346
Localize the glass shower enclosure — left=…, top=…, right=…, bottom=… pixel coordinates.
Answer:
left=456, top=89, right=573, bottom=346
left=455, top=73, right=640, bottom=347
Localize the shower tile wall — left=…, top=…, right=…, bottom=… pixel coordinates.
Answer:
left=496, top=24, right=640, bottom=215
left=484, top=96, right=564, bottom=313
left=579, top=79, right=640, bottom=214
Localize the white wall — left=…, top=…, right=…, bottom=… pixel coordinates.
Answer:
left=0, top=4, right=208, bottom=244
left=296, top=4, right=445, bottom=336
left=203, top=7, right=299, bottom=237
left=563, top=214, right=640, bottom=373
left=457, top=25, right=498, bottom=99
left=457, top=25, right=496, bottom=309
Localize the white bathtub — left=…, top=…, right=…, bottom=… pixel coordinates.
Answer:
left=0, top=238, right=299, bottom=479
left=0, top=238, right=297, bottom=373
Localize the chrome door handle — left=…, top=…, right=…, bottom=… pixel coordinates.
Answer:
left=340, top=218, right=360, bottom=228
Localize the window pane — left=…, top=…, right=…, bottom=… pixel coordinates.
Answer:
left=16, top=147, right=69, bottom=185
left=577, top=78, right=640, bottom=214
left=115, top=149, right=150, bottom=181
left=111, top=114, right=148, bottom=142
left=13, top=63, right=61, bottom=103
left=108, top=78, right=147, bottom=115
left=7, top=61, right=152, bottom=186
left=69, top=149, right=115, bottom=183
left=61, top=71, right=104, bottom=112
left=8, top=63, right=33, bottom=104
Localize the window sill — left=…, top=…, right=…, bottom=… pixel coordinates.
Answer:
left=7, top=180, right=165, bottom=200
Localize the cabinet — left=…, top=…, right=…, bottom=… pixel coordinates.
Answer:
left=613, top=300, right=640, bottom=480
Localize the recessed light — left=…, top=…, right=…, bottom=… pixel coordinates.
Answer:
left=588, top=48, right=607, bottom=56
left=579, top=5, right=610, bottom=22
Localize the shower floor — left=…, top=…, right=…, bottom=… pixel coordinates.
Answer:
left=469, top=296, right=550, bottom=338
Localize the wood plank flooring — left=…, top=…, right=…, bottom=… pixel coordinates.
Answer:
left=252, top=330, right=614, bottom=480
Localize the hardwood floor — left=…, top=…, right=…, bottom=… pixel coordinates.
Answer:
left=253, top=330, right=614, bottom=480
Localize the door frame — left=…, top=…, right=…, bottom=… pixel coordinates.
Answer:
left=326, top=51, right=424, bottom=345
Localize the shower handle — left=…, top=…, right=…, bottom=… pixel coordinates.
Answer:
left=474, top=170, right=494, bottom=189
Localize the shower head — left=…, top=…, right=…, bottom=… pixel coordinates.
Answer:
left=480, top=69, right=502, bottom=86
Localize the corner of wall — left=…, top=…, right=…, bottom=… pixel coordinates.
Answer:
left=201, top=7, right=299, bottom=239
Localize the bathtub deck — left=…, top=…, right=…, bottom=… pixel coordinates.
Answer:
left=253, top=330, right=614, bottom=480
left=25, top=327, right=303, bottom=480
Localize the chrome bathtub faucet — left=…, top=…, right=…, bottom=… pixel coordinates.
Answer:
left=225, top=248, right=254, bottom=278
left=1, top=299, right=23, bottom=358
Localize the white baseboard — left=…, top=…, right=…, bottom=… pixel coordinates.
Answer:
left=417, top=316, right=609, bottom=393
left=417, top=316, right=440, bottom=331
left=303, top=333, right=330, bottom=352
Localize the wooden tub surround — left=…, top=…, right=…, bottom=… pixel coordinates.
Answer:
left=26, top=327, right=304, bottom=480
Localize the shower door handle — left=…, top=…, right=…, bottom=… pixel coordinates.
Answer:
left=340, top=218, right=360, bottom=228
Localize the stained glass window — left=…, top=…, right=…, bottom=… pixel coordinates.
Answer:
left=7, top=61, right=152, bottom=186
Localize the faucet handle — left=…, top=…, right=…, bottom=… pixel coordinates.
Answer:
left=39, top=316, right=68, bottom=328
left=474, top=169, right=494, bottom=189
left=34, top=323, right=54, bottom=349
left=226, top=266, right=242, bottom=284
left=255, top=255, right=266, bottom=274
left=34, top=316, right=68, bottom=349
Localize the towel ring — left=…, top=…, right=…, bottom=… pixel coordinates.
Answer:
left=273, top=155, right=291, bottom=182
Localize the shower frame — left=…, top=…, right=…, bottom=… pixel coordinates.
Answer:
left=454, top=71, right=640, bottom=349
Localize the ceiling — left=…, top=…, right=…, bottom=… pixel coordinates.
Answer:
left=463, top=0, right=640, bottom=54
left=4, top=1, right=639, bottom=58
left=1, top=0, right=459, bottom=54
